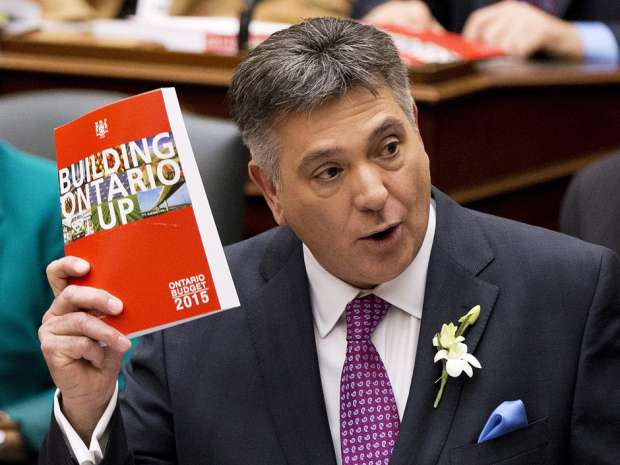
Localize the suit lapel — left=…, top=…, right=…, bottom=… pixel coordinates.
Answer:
left=391, top=189, right=499, bottom=465
left=245, top=228, right=337, bottom=465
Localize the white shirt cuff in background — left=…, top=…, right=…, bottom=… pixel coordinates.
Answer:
left=574, top=22, right=620, bottom=65
left=53, top=383, right=118, bottom=465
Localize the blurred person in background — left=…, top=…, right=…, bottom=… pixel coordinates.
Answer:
left=561, top=151, right=620, bottom=257
left=39, top=0, right=620, bottom=62
left=0, top=140, right=63, bottom=464
left=39, top=0, right=349, bottom=24
left=356, top=0, right=620, bottom=63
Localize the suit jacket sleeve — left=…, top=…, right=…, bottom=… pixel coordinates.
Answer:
left=568, top=248, right=620, bottom=464
left=116, top=331, right=177, bottom=463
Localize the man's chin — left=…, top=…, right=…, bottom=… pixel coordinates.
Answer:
left=344, top=260, right=412, bottom=289
left=314, top=236, right=415, bottom=288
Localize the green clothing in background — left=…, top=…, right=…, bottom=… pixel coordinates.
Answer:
left=0, top=141, right=63, bottom=451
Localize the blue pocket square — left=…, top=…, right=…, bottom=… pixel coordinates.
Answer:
left=477, top=400, right=529, bottom=443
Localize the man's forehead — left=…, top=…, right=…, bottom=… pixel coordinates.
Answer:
left=309, top=86, right=400, bottom=118
left=275, top=85, right=399, bottom=122
left=274, top=88, right=410, bottom=145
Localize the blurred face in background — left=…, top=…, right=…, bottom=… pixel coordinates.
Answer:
left=250, top=86, right=431, bottom=288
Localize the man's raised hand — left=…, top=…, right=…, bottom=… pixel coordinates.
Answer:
left=39, top=257, right=131, bottom=442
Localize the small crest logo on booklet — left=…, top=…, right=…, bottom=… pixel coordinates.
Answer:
left=95, top=118, right=109, bottom=139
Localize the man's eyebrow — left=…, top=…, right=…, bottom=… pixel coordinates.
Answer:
left=298, top=148, right=342, bottom=171
left=366, top=118, right=407, bottom=146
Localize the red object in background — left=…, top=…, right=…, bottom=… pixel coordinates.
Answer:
left=377, top=23, right=506, bottom=66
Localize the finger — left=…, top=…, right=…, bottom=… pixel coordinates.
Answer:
left=364, top=1, right=437, bottom=30
left=41, top=334, right=107, bottom=369
left=47, top=256, right=90, bottom=297
left=511, top=33, right=541, bottom=58
left=463, top=5, right=501, bottom=40
left=498, top=28, right=537, bottom=58
left=48, top=284, right=123, bottom=318
left=480, top=14, right=514, bottom=47
left=405, top=4, right=442, bottom=30
left=41, top=311, right=131, bottom=353
left=430, top=20, right=446, bottom=33
left=363, top=3, right=397, bottom=23
left=497, top=21, right=539, bottom=57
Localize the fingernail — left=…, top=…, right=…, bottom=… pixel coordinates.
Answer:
left=107, top=297, right=123, bottom=313
left=118, top=336, right=131, bottom=351
left=74, top=259, right=90, bottom=273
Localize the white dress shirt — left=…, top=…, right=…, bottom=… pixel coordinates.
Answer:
left=55, top=203, right=436, bottom=465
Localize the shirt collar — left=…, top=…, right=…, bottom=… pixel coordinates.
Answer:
left=304, top=201, right=436, bottom=339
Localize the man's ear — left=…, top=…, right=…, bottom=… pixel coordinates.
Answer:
left=248, top=161, right=286, bottom=225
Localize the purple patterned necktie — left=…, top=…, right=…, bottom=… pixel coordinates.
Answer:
left=340, top=294, right=400, bottom=465
left=522, top=0, right=557, bottom=14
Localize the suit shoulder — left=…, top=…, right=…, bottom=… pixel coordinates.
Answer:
left=469, top=208, right=612, bottom=274
left=466, top=209, right=620, bottom=314
left=224, top=227, right=279, bottom=270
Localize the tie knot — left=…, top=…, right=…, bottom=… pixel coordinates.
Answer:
left=345, top=294, right=391, bottom=341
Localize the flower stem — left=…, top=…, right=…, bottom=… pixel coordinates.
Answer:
left=433, top=365, right=448, bottom=408
left=456, top=322, right=469, bottom=337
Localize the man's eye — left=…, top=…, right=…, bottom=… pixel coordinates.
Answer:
left=381, top=141, right=400, bottom=158
left=315, top=166, right=342, bottom=181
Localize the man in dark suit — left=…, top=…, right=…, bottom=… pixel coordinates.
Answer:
left=357, top=0, right=620, bottom=62
left=38, top=17, right=619, bottom=465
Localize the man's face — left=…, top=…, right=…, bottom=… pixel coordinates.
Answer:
left=250, top=86, right=431, bottom=288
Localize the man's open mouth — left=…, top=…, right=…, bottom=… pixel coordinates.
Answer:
left=363, top=224, right=400, bottom=241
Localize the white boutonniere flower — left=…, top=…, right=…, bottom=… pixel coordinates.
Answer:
left=433, top=305, right=482, bottom=408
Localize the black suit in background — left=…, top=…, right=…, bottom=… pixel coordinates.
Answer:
left=352, top=0, right=620, bottom=45
left=40, top=188, right=620, bottom=465
left=560, top=152, right=620, bottom=257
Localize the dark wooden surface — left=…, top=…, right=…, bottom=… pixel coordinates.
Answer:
left=2, top=32, right=619, bottom=237
left=418, top=81, right=620, bottom=196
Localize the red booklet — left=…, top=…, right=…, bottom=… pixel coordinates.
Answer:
left=377, top=24, right=506, bottom=66
left=55, top=88, right=239, bottom=338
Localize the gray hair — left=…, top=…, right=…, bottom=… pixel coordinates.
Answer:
left=230, top=17, right=414, bottom=184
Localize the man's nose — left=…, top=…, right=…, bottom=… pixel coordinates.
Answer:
left=352, top=165, right=388, bottom=212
